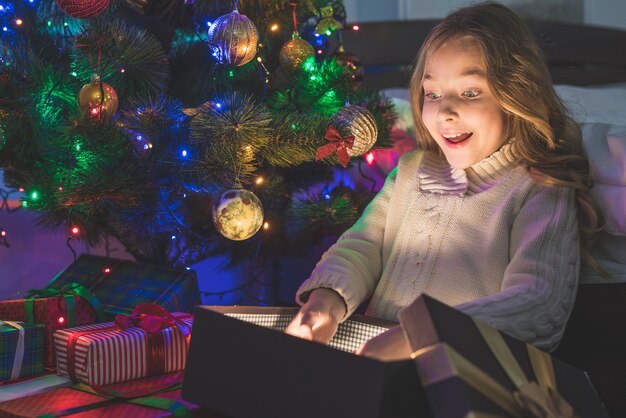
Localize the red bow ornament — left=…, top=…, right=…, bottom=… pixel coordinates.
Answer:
left=316, top=126, right=355, bottom=168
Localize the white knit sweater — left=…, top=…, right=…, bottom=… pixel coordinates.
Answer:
left=296, top=143, right=579, bottom=352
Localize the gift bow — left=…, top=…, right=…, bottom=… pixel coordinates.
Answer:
left=115, top=303, right=191, bottom=339
left=315, top=126, right=354, bottom=167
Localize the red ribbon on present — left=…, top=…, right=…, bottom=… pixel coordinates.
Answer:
left=315, top=126, right=354, bottom=167
left=114, top=303, right=178, bottom=333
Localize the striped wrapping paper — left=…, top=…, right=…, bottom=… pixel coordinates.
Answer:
left=54, top=313, right=193, bottom=386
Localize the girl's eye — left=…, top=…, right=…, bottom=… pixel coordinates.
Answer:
left=463, top=90, right=480, bottom=98
left=424, top=92, right=441, bottom=100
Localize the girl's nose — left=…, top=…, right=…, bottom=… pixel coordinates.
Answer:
left=438, top=100, right=458, bottom=121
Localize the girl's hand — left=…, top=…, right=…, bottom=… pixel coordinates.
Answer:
left=285, top=288, right=347, bottom=344
left=356, top=325, right=412, bottom=361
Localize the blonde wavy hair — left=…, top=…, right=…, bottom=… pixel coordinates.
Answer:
left=409, top=2, right=605, bottom=274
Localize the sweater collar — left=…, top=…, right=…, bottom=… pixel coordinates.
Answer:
left=418, top=142, right=518, bottom=195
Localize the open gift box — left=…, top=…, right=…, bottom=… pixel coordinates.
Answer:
left=182, top=306, right=426, bottom=418
left=182, top=296, right=608, bottom=418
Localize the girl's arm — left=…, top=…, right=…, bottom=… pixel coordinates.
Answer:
left=294, top=165, right=399, bottom=321
left=455, top=185, right=579, bottom=352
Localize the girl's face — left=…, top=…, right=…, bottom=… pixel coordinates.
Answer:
left=421, top=36, right=506, bottom=169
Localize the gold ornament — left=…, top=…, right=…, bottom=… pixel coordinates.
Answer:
left=207, top=6, right=259, bottom=67
left=279, top=32, right=314, bottom=73
left=330, top=105, right=378, bottom=157
left=315, top=5, right=343, bottom=34
left=212, top=187, right=264, bottom=241
left=77, top=75, right=119, bottom=120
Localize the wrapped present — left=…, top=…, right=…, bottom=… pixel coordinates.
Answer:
left=0, top=373, right=208, bottom=418
left=0, top=285, right=99, bottom=368
left=55, top=303, right=193, bottom=386
left=47, top=254, right=200, bottom=321
left=0, top=321, right=44, bottom=383
left=398, top=295, right=610, bottom=418
left=182, top=306, right=428, bottom=418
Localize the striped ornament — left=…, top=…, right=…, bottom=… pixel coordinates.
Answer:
left=55, top=0, right=109, bottom=19
left=54, top=313, right=193, bottom=386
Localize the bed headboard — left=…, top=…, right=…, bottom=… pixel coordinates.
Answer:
left=342, top=20, right=626, bottom=89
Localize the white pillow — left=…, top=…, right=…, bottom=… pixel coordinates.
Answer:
left=581, top=123, right=626, bottom=236
left=556, top=84, right=626, bottom=125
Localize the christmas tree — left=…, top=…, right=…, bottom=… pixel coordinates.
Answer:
left=0, top=0, right=395, bottom=286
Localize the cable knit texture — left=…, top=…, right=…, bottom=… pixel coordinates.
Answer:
left=296, top=143, right=579, bottom=352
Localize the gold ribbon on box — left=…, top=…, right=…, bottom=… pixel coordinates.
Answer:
left=410, top=319, right=579, bottom=418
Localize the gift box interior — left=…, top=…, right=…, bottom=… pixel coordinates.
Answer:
left=182, top=306, right=429, bottom=418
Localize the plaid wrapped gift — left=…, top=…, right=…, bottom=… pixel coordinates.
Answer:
left=0, top=295, right=98, bottom=368
left=47, top=255, right=200, bottom=321
left=0, top=321, right=44, bottom=383
left=54, top=311, right=193, bottom=386
left=0, top=373, right=209, bottom=418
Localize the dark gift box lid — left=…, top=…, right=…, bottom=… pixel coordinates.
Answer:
left=182, top=306, right=430, bottom=418
left=46, top=254, right=200, bottom=319
left=399, top=295, right=610, bottom=418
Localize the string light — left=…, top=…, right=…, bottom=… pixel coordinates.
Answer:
left=263, top=222, right=269, bottom=230
left=57, top=316, right=65, bottom=325
left=255, top=177, right=264, bottom=185
left=71, top=226, right=80, bottom=235
left=270, top=23, right=279, bottom=32
left=14, top=18, right=23, bottom=26
left=103, top=267, right=111, bottom=274
left=365, top=152, right=375, bottom=165
left=352, top=25, right=360, bottom=31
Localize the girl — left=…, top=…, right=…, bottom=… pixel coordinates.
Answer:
left=285, top=2, right=604, bottom=357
